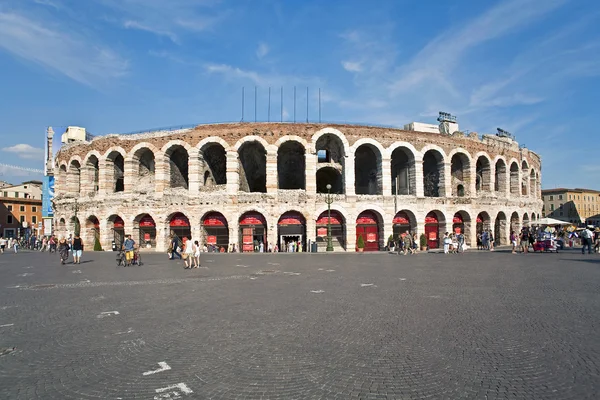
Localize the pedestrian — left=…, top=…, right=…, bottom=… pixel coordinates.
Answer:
left=594, top=228, right=600, bottom=253
left=510, top=231, right=517, bottom=254
left=12, top=237, right=18, bottom=253
left=170, top=234, right=181, bottom=260
left=443, top=232, right=450, bottom=254
left=183, top=237, right=194, bottom=269
left=489, top=231, right=494, bottom=251
left=520, top=228, right=529, bottom=254
left=412, top=233, right=418, bottom=253
left=58, top=237, right=69, bottom=264
left=581, top=227, right=593, bottom=254
left=0, top=236, right=6, bottom=254
left=403, top=231, right=412, bottom=255
left=451, top=233, right=458, bottom=254
left=122, top=234, right=135, bottom=267
left=193, top=240, right=201, bottom=268
left=71, top=234, right=83, bottom=264
left=49, top=236, right=56, bottom=253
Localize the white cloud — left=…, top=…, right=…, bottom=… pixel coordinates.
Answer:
left=341, top=61, right=362, bottom=72
left=204, top=63, right=324, bottom=88
left=123, top=20, right=179, bottom=43
left=256, top=42, right=269, bottom=59
left=2, top=144, right=45, bottom=160
left=0, top=12, right=128, bottom=87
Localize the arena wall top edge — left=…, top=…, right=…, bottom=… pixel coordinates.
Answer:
left=55, top=121, right=541, bottom=168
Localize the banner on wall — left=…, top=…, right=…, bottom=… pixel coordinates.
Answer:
left=42, top=176, right=54, bottom=218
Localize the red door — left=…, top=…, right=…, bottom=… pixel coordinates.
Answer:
left=425, top=224, right=439, bottom=249
left=356, top=211, right=379, bottom=251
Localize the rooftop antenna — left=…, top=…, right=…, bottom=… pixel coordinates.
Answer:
left=437, top=111, right=457, bottom=135
left=496, top=128, right=515, bottom=141
left=240, top=87, right=245, bottom=122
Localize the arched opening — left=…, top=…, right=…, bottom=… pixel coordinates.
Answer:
left=510, top=162, right=519, bottom=195
left=169, top=212, right=191, bottom=242
left=106, top=151, right=125, bottom=193
left=391, top=147, right=416, bottom=196
left=523, top=213, right=530, bottom=227
left=453, top=211, right=472, bottom=243
left=495, top=159, right=507, bottom=193
left=68, top=160, right=81, bottom=194
left=356, top=210, right=383, bottom=251
left=84, top=215, right=100, bottom=250
left=451, top=153, right=470, bottom=197
left=476, top=212, right=491, bottom=243
left=316, top=167, right=343, bottom=194
left=529, top=170, right=536, bottom=198
left=354, top=145, right=382, bottom=195
left=277, top=211, right=306, bottom=252
left=495, top=212, right=507, bottom=245
left=58, top=165, right=67, bottom=194
left=201, top=212, right=229, bottom=251
left=425, top=211, right=446, bottom=249
left=239, top=212, right=267, bottom=252
left=85, top=156, right=99, bottom=193
left=393, top=210, right=417, bottom=242
left=238, top=141, right=266, bottom=193
left=167, top=146, right=189, bottom=190
left=134, top=148, right=155, bottom=189
left=277, top=141, right=305, bottom=190
left=476, top=156, right=491, bottom=193
left=70, top=216, right=81, bottom=237
left=134, top=214, right=156, bottom=249
left=107, top=215, right=125, bottom=250
left=316, top=210, right=346, bottom=251
left=423, top=150, right=444, bottom=197
left=316, top=134, right=345, bottom=194
left=521, top=161, right=529, bottom=196
left=510, top=212, right=520, bottom=235
left=200, top=143, right=227, bottom=189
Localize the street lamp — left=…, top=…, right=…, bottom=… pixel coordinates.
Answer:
left=325, top=183, right=334, bottom=252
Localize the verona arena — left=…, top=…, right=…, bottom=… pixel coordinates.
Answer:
left=52, top=122, right=543, bottom=252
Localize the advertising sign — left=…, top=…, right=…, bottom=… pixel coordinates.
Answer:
left=366, top=233, right=377, bottom=242
left=42, top=176, right=54, bottom=218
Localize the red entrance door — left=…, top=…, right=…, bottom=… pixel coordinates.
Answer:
left=425, top=212, right=439, bottom=249
left=356, top=211, right=379, bottom=251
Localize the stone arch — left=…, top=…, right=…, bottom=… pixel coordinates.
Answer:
left=277, top=210, right=308, bottom=253
left=509, top=161, right=520, bottom=196
left=424, top=210, right=447, bottom=249
left=197, top=136, right=232, bottom=152
left=83, top=151, right=101, bottom=194
left=476, top=212, right=492, bottom=240
left=105, top=148, right=126, bottom=193
left=67, top=159, right=81, bottom=194
left=311, top=127, right=350, bottom=155
left=529, top=169, right=537, bottom=198
left=521, top=160, right=529, bottom=196
left=130, top=144, right=157, bottom=190
left=422, top=147, right=446, bottom=197
left=494, top=157, right=507, bottom=193
left=274, top=135, right=309, bottom=149
left=69, top=215, right=80, bottom=236
left=475, top=152, right=492, bottom=193
left=314, top=204, right=351, bottom=223
left=58, top=164, right=68, bottom=195
left=238, top=210, right=268, bottom=252
left=199, top=141, right=227, bottom=188
left=200, top=211, right=229, bottom=250
left=83, top=215, right=100, bottom=249
left=238, top=140, right=267, bottom=193
left=355, top=209, right=384, bottom=251
left=164, top=144, right=189, bottom=190
left=393, top=209, right=418, bottom=240
left=106, top=214, right=126, bottom=250
left=452, top=210, right=472, bottom=245
left=523, top=212, right=530, bottom=226
left=277, top=139, right=306, bottom=190
left=316, top=132, right=346, bottom=194
left=449, top=150, right=471, bottom=197
left=510, top=212, right=520, bottom=234
left=495, top=211, right=508, bottom=245
left=354, top=143, right=382, bottom=195
left=389, top=143, right=417, bottom=196
left=315, top=207, right=348, bottom=251
left=133, top=213, right=157, bottom=249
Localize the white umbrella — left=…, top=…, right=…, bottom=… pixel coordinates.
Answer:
left=534, top=217, right=571, bottom=226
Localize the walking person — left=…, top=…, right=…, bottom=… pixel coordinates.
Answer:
left=0, top=236, right=6, bottom=254
left=581, top=227, right=593, bottom=254
left=183, top=237, right=194, bottom=269
left=193, top=240, right=201, bottom=268
left=520, top=228, right=529, bottom=254
left=169, top=234, right=182, bottom=260
left=12, top=237, right=19, bottom=253
left=71, top=234, right=83, bottom=264
left=443, top=232, right=451, bottom=254
left=403, top=231, right=412, bottom=255
left=58, top=237, right=70, bottom=265
left=510, top=231, right=517, bottom=254
left=489, top=231, right=494, bottom=251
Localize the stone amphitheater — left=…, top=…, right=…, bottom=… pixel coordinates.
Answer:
left=52, top=121, right=543, bottom=252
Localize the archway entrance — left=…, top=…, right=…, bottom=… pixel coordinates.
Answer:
left=169, top=213, right=191, bottom=241
left=112, top=216, right=124, bottom=249
left=495, top=212, right=507, bottom=245
left=136, top=214, right=156, bottom=249
left=239, top=212, right=267, bottom=252
left=202, top=212, right=229, bottom=251
left=278, top=211, right=306, bottom=252
left=85, top=216, right=100, bottom=250
left=476, top=212, right=491, bottom=235
left=425, top=212, right=440, bottom=249
left=453, top=213, right=464, bottom=234
left=393, top=211, right=413, bottom=241
left=316, top=210, right=345, bottom=251
left=356, top=211, right=380, bottom=251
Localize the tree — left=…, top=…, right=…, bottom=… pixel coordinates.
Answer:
left=357, top=234, right=365, bottom=249
left=93, top=234, right=102, bottom=251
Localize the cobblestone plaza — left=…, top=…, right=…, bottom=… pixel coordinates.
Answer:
left=1, top=250, right=599, bottom=399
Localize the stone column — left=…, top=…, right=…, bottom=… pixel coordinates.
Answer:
left=344, top=153, right=355, bottom=196
left=346, top=218, right=356, bottom=252
left=266, top=151, right=278, bottom=194
left=266, top=214, right=277, bottom=251
left=98, top=159, right=111, bottom=195
left=306, top=215, right=316, bottom=251
left=226, top=151, right=240, bottom=195
left=229, top=218, right=240, bottom=251
left=415, top=157, right=424, bottom=197
left=154, top=155, right=168, bottom=194
left=504, top=169, right=510, bottom=199
left=156, top=218, right=168, bottom=252
left=416, top=221, right=425, bottom=247
left=469, top=164, right=477, bottom=197
left=442, top=162, right=451, bottom=198
left=123, top=158, right=136, bottom=194
left=383, top=220, right=393, bottom=250
left=305, top=152, right=317, bottom=194
left=188, top=149, right=201, bottom=193
left=381, top=156, right=391, bottom=196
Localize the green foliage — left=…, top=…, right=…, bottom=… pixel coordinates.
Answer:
left=420, top=233, right=427, bottom=247
left=93, top=235, right=102, bottom=251
left=357, top=234, right=365, bottom=249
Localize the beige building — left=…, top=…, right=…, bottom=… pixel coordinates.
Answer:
left=541, top=188, right=600, bottom=225
left=0, top=180, right=43, bottom=238
left=52, top=121, right=543, bottom=252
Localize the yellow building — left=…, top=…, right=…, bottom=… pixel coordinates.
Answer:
left=541, top=188, right=600, bottom=225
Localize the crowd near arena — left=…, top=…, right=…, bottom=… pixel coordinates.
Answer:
left=52, top=119, right=543, bottom=253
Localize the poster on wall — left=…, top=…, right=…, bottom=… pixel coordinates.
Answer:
left=42, top=176, right=54, bottom=218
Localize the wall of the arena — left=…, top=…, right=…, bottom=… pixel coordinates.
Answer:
left=52, top=124, right=543, bottom=252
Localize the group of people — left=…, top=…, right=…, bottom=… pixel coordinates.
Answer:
left=443, top=232, right=466, bottom=254
left=388, top=231, right=419, bottom=255
left=476, top=230, right=495, bottom=251
left=167, top=236, right=201, bottom=269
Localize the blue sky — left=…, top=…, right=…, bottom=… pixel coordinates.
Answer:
left=0, top=0, right=598, bottom=188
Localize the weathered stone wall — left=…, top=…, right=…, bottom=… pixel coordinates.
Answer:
left=53, top=124, right=543, bottom=252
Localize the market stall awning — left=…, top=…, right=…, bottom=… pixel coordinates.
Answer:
left=533, top=217, right=571, bottom=226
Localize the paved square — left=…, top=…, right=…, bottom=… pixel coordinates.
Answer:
left=0, top=249, right=599, bottom=399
